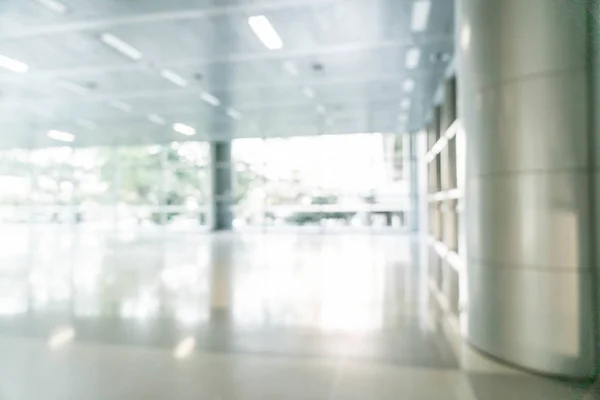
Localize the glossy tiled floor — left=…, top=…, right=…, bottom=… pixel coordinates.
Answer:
left=0, top=227, right=595, bottom=399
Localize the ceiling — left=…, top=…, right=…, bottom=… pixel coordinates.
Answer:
left=0, top=0, right=454, bottom=148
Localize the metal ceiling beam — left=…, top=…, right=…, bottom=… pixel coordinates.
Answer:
left=0, top=68, right=442, bottom=103
left=5, top=35, right=452, bottom=79
left=0, top=96, right=402, bottom=124
left=0, top=0, right=343, bottom=40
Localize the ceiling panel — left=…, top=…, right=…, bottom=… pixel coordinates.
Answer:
left=0, top=0, right=454, bottom=148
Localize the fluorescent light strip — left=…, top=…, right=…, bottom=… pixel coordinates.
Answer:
left=173, top=123, right=196, bottom=136
left=100, top=33, right=142, bottom=61
left=226, top=108, right=242, bottom=120
left=110, top=100, right=133, bottom=112
left=248, top=15, right=283, bottom=50
left=403, top=79, right=415, bottom=93
left=302, top=87, right=315, bottom=99
left=34, top=0, right=68, bottom=14
left=160, top=69, right=187, bottom=87
left=411, top=1, right=432, bottom=32
left=148, top=113, right=166, bottom=125
left=401, top=99, right=411, bottom=110
left=0, top=54, right=28, bottom=73
left=405, top=48, right=421, bottom=69
left=283, top=60, right=299, bottom=76
left=76, top=119, right=96, bottom=129
left=47, top=130, right=75, bottom=143
left=59, top=80, right=89, bottom=95
left=200, top=92, right=221, bottom=107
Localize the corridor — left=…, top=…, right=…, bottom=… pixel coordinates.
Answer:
left=0, top=231, right=590, bottom=399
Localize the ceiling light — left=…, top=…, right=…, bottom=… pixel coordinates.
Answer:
left=160, top=69, right=187, bottom=87
left=0, top=54, right=29, bottom=73
left=33, top=0, right=68, bottom=14
left=100, top=33, right=142, bottom=61
left=283, top=60, right=299, bottom=76
left=248, top=15, right=283, bottom=50
left=110, top=100, right=133, bottom=112
left=48, top=326, right=75, bottom=350
left=47, top=129, right=75, bottom=143
left=173, top=123, right=196, bottom=136
left=200, top=92, right=220, bottom=107
left=411, top=1, right=432, bottom=32
left=302, top=87, right=315, bottom=98
left=148, top=113, right=166, bottom=125
left=226, top=108, right=242, bottom=120
left=405, top=48, right=421, bottom=69
left=173, top=337, right=196, bottom=360
left=76, top=119, right=96, bottom=129
left=316, top=105, right=326, bottom=114
left=403, top=79, right=415, bottom=92
left=401, top=99, right=411, bottom=110
left=59, top=80, right=90, bottom=95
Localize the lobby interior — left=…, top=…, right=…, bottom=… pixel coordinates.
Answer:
left=0, top=0, right=597, bottom=399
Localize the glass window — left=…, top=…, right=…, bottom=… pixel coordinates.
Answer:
left=232, top=133, right=412, bottom=231
left=163, top=142, right=210, bottom=232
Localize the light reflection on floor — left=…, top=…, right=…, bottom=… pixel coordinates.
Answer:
left=0, top=226, right=590, bottom=399
left=0, top=227, right=449, bottom=362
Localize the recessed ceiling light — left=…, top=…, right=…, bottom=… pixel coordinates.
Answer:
left=109, top=100, right=133, bottom=112
left=403, top=79, right=415, bottom=92
left=100, top=33, right=142, bottom=61
left=76, top=119, right=96, bottom=129
left=160, top=69, right=187, bottom=87
left=148, top=113, right=166, bottom=125
left=47, top=129, right=75, bottom=143
left=405, top=48, right=421, bottom=69
left=200, top=92, right=221, bottom=107
left=0, top=54, right=28, bottom=73
left=173, top=123, right=196, bottom=136
left=33, top=0, right=68, bottom=14
left=248, top=15, right=283, bottom=50
left=400, top=99, right=411, bottom=110
left=302, top=87, right=315, bottom=98
left=226, top=108, right=242, bottom=120
left=411, top=1, right=432, bottom=32
left=283, top=60, right=299, bottom=76
left=58, top=80, right=90, bottom=95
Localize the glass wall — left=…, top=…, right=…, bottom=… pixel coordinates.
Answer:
left=0, top=133, right=412, bottom=234
left=233, top=133, right=412, bottom=232
left=0, top=142, right=210, bottom=235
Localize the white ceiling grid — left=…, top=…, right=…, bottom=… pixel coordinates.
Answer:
left=0, top=0, right=453, bottom=148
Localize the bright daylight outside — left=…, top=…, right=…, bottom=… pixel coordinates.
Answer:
left=0, top=133, right=411, bottom=234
